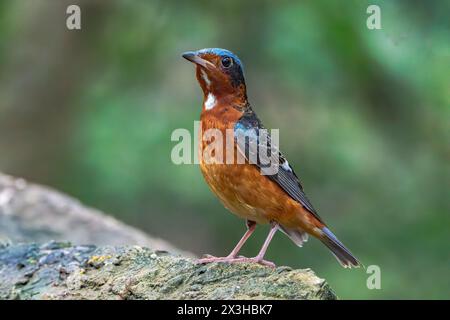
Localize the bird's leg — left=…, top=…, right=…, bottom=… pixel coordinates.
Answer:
left=223, top=222, right=278, bottom=268
left=198, top=222, right=279, bottom=268
left=197, top=220, right=256, bottom=264
left=249, top=222, right=278, bottom=267
left=226, top=220, right=256, bottom=258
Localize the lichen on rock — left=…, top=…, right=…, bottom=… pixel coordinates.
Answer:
left=0, top=241, right=337, bottom=300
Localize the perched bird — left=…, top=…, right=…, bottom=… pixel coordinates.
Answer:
left=182, top=48, right=360, bottom=268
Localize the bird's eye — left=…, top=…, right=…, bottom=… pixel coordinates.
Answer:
left=221, top=56, right=233, bottom=68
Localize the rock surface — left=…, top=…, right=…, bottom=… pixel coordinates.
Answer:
left=0, top=173, right=188, bottom=255
left=0, top=173, right=337, bottom=300
left=0, top=241, right=337, bottom=300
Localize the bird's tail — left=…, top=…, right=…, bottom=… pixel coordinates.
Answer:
left=320, top=227, right=361, bottom=268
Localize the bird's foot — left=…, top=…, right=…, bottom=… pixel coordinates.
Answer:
left=235, top=256, right=276, bottom=268
left=197, top=255, right=276, bottom=268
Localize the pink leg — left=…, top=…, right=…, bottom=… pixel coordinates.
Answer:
left=226, top=220, right=256, bottom=258
left=197, top=221, right=256, bottom=264
left=198, top=222, right=279, bottom=268
left=254, top=223, right=278, bottom=262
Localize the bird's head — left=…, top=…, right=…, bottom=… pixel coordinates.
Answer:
left=182, top=48, right=247, bottom=107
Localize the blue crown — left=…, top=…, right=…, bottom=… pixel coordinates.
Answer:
left=197, top=48, right=244, bottom=71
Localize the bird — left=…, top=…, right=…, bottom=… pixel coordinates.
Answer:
left=182, top=48, right=361, bottom=268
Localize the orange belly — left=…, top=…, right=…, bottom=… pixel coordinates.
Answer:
left=199, top=162, right=320, bottom=233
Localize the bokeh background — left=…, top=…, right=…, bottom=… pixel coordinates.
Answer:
left=0, top=0, right=448, bottom=299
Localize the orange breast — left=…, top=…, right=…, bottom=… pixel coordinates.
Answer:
left=198, top=106, right=321, bottom=232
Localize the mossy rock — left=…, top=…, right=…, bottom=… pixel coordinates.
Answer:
left=0, top=241, right=337, bottom=300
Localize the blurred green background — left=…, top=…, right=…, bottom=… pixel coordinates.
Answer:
left=0, top=0, right=448, bottom=299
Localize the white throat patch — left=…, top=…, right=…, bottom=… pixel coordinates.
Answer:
left=201, top=70, right=211, bottom=88
left=204, top=93, right=217, bottom=110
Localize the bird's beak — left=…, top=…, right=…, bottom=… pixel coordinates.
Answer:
left=182, top=51, right=215, bottom=70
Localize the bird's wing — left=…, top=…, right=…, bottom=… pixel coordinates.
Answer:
left=234, top=108, right=323, bottom=223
